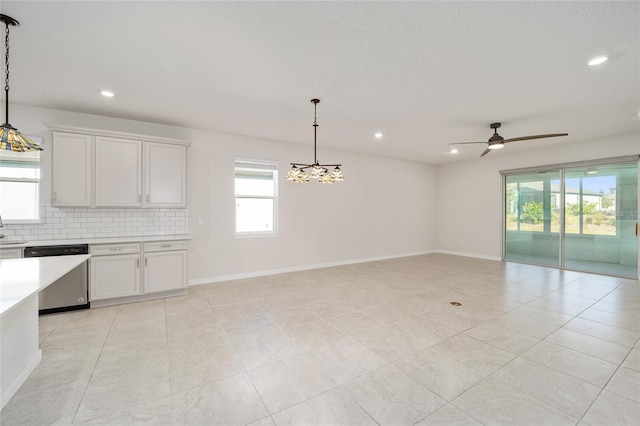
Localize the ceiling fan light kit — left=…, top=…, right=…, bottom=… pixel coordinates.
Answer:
left=286, top=99, right=344, bottom=184
left=449, top=122, right=567, bottom=157
left=0, top=14, right=43, bottom=152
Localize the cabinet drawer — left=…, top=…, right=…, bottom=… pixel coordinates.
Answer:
left=144, top=241, right=188, bottom=252
left=90, top=243, right=141, bottom=256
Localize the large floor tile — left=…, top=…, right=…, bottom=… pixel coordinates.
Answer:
left=0, top=380, right=86, bottom=426
left=492, top=357, right=600, bottom=419
left=352, top=324, right=427, bottom=362
left=168, top=343, right=245, bottom=393
left=281, top=319, right=345, bottom=351
left=432, top=334, right=516, bottom=374
left=521, top=341, right=617, bottom=387
left=544, top=327, right=632, bottom=364
left=171, top=373, right=269, bottom=425
left=622, top=348, right=640, bottom=372
left=605, top=367, right=640, bottom=403
left=248, top=351, right=337, bottom=414
left=464, top=322, right=539, bottom=354
left=582, top=390, right=640, bottom=426
left=451, top=377, right=577, bottom=426
left=563, top=317, right=639, bottom=347
left=270, top=386, right=375, bottom=426
left=416, top=404, right=483, bottom=425
left=394, top=346, right=486, bottom=401
left=343, top=364, right=445, bottom=425
left=312, top=337, right=386, bottom=385
left=489, top=313, right=558, bottom=339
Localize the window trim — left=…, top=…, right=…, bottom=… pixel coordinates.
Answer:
left=234, top=157, right=278, bottom=238
left=0, top=138, right=42, bottom=224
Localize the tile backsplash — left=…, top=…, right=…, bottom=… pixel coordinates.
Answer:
left=1, top=203, right=188, bottom=241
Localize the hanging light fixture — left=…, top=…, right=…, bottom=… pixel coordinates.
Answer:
left=286, top=99, right=343, bottom=184
left=0, top=14, right=42, bottom=152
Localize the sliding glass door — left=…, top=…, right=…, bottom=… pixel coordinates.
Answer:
left=563, top=162, right=637, bottom=277
left=505, top=170, right=561, bottom=267
left=504, top=158, right=638, bottom=278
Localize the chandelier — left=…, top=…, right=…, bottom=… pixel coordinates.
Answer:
left=0, top=14, right=42, bottom=152
left=286, top=99, right=344, bottom=184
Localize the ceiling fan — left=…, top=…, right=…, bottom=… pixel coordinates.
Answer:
left=450, top=122, right=568, bottom=157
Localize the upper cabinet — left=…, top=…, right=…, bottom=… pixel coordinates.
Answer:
left=95, top=137, right=142, bottom=207
left=144, top=142, right=187, bottom=208
left=49, top=125, right=189, bottom=209
left=52, top=132, right=93, bottom=207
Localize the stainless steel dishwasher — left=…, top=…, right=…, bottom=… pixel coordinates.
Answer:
left=23, top=244, right=90, bottom=315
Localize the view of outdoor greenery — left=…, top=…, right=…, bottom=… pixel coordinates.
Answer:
left=506, top=175, right=617, bottom=236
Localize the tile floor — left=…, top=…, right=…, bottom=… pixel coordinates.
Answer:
left=1, top=253, right=639, bottom=425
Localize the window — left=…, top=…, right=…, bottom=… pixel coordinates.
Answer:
left=235, top=158, right=278, bottom=236
left=0, top=143, right=41, bottom=223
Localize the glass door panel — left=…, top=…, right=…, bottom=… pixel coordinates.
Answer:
left=563, top=162, right=638, bottom=277
left=505, top=171, right=561, bottom=267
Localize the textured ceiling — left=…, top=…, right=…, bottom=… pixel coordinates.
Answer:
left=2, top=1, right=639, bottom=164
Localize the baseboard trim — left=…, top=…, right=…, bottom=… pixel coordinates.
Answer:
left=188, top=250, right=435, bottom=286
left=433, top=250, right=503, bottom=262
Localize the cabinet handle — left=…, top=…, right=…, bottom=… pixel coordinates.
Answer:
left=53, top=192, right=57, bottom=203
left=145, top=257, right=148, bottom=267
left=136, top=258, right=139, bottom=268
left=138, top=194, right=142, bottom=203
left=160, top=244, right=172, bottom=248
left=146, top=194, right=150, bottom=203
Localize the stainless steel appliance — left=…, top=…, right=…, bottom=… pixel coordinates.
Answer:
left=23, top=244, right=90, bottom=315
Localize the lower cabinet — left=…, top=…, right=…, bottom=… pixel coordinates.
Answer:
left=0, top=248, right=23, bottom=259
left=89, top=240, right=187, bottom=302
left=143, top=241, right=188, bottom=294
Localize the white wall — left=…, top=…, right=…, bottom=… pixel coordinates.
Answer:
left=435, top=135, right=639, bottom=262
left=10, top=104, right=437, bottom=283
left=186, top=128, right=436, bottom=282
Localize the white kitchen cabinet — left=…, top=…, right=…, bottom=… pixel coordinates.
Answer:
left=52, top=132, right=93, bottom=207
left=144, top=142, right=187, bottom=207
left=144, top=250, right=187, bottom=293
left=89, top=240, right=187, bottom=303
left=95, top=137, right=142, bottom=207
left=89, top=243, right=142, bottom=301
left=47, top=125, right=189, bottom=209
left=0, top=247, right=23, bottom=259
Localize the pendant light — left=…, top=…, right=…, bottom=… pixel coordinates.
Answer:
left=0, top=14, right=42, bottom=152
left=286, top=99, right=343, bottom=184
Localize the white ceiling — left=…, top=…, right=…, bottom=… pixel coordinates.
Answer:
left=2, top=1, right=639, bottom=164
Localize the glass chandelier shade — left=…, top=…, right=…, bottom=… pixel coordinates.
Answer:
left=0, top=14, right=43, bottom=152
left=286, top=99, right=343, bottom=184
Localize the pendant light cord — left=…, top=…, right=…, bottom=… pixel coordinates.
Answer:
left=4, top=21, right=9, bottom=125
left=313, top=101, right=318, bottom=164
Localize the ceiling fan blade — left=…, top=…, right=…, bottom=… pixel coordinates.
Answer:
left=449, top=141, right=487, bottom=145
left=502, top=133, right=568, bottom=143
left=480, top=148, right=492, bottom=157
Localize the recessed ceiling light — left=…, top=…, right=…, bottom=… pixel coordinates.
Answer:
left=587, top=56, right=608, bottom=66
left=100, top=90, right=115, bottom=98
left=374, top=132, right=383, bottom=139
left=450, top=148, right=458, bottom=154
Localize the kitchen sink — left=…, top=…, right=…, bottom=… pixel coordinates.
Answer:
left=0, top=241, right=27, bottom=245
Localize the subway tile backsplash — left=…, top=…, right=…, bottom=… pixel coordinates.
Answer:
left=1, top=203, right=188, bottom=241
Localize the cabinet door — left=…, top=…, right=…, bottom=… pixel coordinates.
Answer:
left=90, top=254, right=141, bottom=300
left=95, top=137, right=142, bottom=207
left=144, top=143, right=186, bottom=207
left=144, top=250, right=187, bottom=293
left=0, top=248, right=23, bottom=259
left=52, top=132, right=93, bottom=206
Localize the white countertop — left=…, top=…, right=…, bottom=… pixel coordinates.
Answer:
left=0, top=255, right=91, bottom=316
left=0, top=234, right=191, bottom=249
